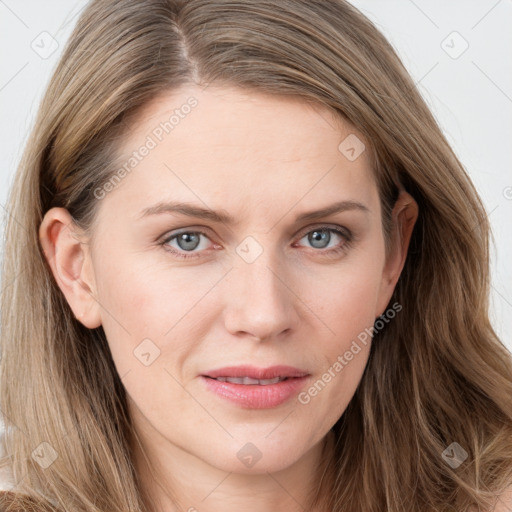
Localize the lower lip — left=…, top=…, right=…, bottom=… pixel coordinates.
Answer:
left=201, top=376, right=309, bottom=409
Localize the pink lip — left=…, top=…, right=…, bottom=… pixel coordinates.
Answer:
left=203, top=365, right=309, bottom=379
left=200, top=365, right=310, bottom=409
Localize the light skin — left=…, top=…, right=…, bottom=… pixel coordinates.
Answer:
left=39, top=85, right=418, bottom=512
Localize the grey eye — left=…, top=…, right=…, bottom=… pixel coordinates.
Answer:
left=307, top=229, right=332, bottom=249
left=166, top=232, right=205, bottom=252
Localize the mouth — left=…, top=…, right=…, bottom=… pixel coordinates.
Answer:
left=202, top=364, right=309, bottom=381
left=206, top=376, right=289, bottom=385
left=200, top=365, right=310, bottom=409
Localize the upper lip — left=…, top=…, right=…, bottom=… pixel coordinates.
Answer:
left=202, top=365, right=310, bottom=379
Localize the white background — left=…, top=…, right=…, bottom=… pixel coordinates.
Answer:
left=0, top=0, right=511, bottom=353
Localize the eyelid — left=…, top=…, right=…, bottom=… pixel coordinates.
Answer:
left=158, top=225, right=214, bottom=242
left=295, top=222, right=352, bottom=240
left=159, top=223, right=351, bottom=245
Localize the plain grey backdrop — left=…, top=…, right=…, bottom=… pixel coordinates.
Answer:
left=1, top=0, right=511, bottom=354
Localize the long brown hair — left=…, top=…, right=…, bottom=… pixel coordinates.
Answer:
left=1, top=1, right=512, bottom=510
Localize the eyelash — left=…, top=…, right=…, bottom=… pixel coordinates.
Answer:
left=159, top=225, right=353, bottom=260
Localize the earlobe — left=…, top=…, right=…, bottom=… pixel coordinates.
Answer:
left=376, top=190, right=419, bottom=316
left=38, top=207, right=102, bottom=329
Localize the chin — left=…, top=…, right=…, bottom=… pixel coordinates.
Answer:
left=202, top=435, right=315, bottom=475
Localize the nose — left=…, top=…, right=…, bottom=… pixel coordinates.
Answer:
left=222, top=248, right=300, bottom=342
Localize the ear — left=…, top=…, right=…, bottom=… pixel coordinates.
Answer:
left=375, top=190, right=418, bottom=317
left=39, top=207, right=102, bottom=329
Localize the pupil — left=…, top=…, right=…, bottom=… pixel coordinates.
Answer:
left=178, top=232, right=199, bottom=251
left=310, top=230, right=329, bottom=248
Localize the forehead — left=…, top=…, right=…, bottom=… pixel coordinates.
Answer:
left=100, top=84, right=378, bottom=222
left=122, top=84, right=363, bottom=160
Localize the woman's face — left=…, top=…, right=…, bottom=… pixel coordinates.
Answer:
left=41, top=84, right=415, bottom=480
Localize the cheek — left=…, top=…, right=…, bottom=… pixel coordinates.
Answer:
left=296, top=250, right=384, bottom=421
left=307, top=246, right=386, bottom=339
left=92, top=252, right=225, bottom=378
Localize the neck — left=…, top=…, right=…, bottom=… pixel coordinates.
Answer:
left=130, top=423, right=336, bottom=512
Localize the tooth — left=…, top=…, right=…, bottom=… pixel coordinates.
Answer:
left=259, top=377, right=282, bottom=385
left=217, top=376, right=285, bottom=385
left=241, top=377, right=260, bottom=385
left=225, top=377, right=244, bottom=384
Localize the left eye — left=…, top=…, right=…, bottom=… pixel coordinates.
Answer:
left=160, top=226, right=351, bottom=259
left=296, top=227, right=347, bottom=251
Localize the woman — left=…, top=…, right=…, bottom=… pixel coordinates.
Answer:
left=1, top=0, right=511, bottom=510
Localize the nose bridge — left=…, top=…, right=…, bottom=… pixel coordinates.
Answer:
left=222, top=236, right=296, bottom=339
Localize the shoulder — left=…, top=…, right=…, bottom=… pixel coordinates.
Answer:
left=0, top=490, right=58, bottom=511
left=0, top=490, right=26, bottom=511
left=493, top=484, right=512, bottom=511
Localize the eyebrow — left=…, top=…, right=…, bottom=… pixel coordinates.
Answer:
left=137, top=199, right=369, bottom=224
